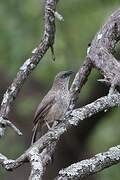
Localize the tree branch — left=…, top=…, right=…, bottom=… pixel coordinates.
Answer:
left=88, top=9, right=120, bottom=92
left=55, top=145, right=120, bottom=180
left=0, top=4, right=120, bottom=180
left=0, top=0, right=58, bottom=136
left=28, top=147, right=43, bottom=180
left=0, top=92, right=119, bottom=172
left=0, top=117, right=22, bottom=136
left=70, top=57, right=93, bottom=109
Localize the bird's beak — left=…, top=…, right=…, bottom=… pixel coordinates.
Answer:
left=65, top=70, right=74, bottom=76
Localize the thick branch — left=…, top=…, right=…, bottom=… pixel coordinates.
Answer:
left=28, top=147, right=43, bottom=180
left=0, top=92, right=119, bottom=172
left=28, top=143, right=56, bottom=180
left=88, top=9, right=120, bottom=89
left=69, top=9, right=120, bottom=109
left=56, top=145, right=120, bottom=180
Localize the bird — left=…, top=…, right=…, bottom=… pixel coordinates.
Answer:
left=31, top=70, right=73, bottom=144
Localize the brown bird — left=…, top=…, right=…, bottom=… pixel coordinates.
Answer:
left=31, top=70, right=73, bottom=144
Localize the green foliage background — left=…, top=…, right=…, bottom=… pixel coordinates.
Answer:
left=0, top=0, right=120, bottom=179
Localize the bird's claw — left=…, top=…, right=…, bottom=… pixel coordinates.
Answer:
left=45, top=121, right=53, bottom=131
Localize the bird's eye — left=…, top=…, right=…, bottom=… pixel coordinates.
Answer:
left=61, top=73, right=68, bottom=78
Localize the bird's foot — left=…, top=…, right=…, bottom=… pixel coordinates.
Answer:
left=45, top=121, right=54, bottom=131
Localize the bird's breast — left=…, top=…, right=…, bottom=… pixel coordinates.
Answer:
left=45, top=91, right=70, bottom=123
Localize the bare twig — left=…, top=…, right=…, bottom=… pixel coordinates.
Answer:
left=70, top=57, right=93, bottom=109
left=0, top=117, right=22, bottom=136
left=5, top=120, right=22, bottom=135
left=0, top=0, right=58, bottom=136
left=55, top=145, right=120, bottom=180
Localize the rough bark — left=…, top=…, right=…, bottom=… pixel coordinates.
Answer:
left=0, top=2, right=120, bottom=180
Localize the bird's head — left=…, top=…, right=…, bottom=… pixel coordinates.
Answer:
left=52, top=70, right=74, bottom=90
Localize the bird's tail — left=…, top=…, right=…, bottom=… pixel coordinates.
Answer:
left=31, top=122, right=39, bottom=145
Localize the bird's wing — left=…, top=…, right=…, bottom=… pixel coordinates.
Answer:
left=33, top=93, right=56, bottom=125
